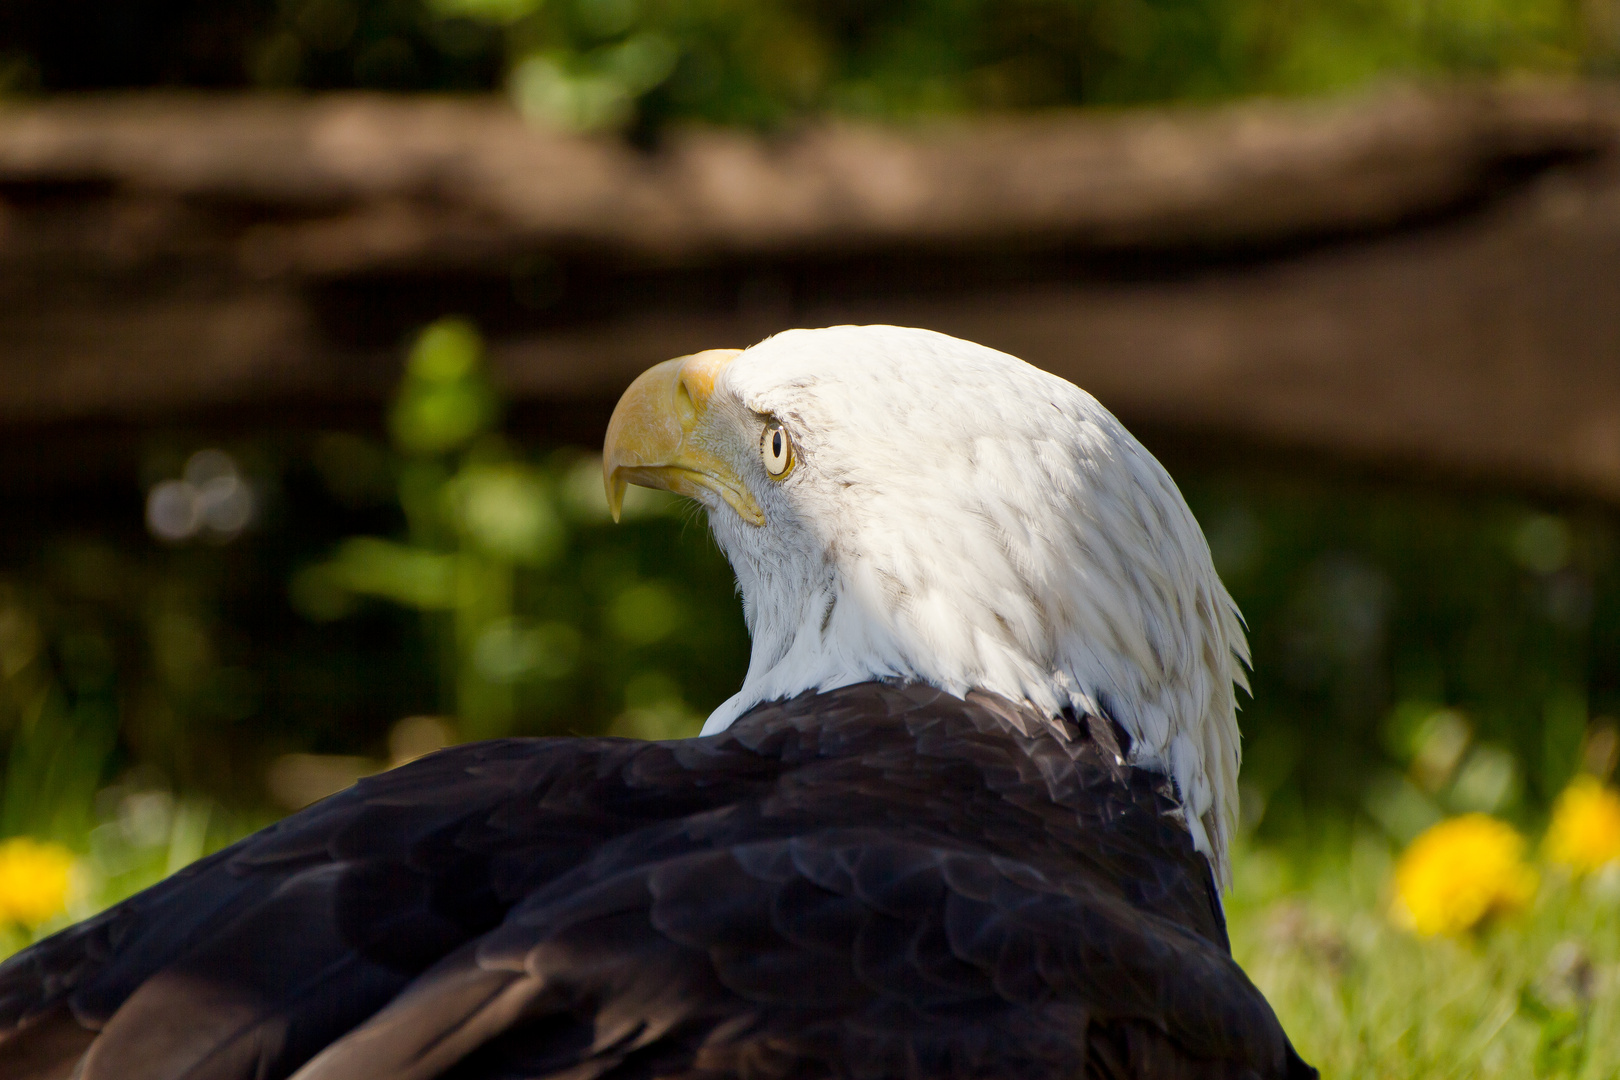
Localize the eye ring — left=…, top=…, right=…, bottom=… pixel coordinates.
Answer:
left=760, top=421, right=794, bottom=480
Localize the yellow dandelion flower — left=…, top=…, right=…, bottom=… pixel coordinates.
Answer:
left=1391, top=814, right=1538, bottom=936
left=0, top=837, right=75, bottom=927
left=1545, top=775, right=1620, bottom=874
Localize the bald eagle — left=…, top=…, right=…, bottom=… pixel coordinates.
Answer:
left=0, top=326, right=1314, bottom=1080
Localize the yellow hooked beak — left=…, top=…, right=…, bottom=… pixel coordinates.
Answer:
left=602, top=348, right=764, bottom=527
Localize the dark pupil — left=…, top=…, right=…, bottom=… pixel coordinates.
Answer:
left=772, top=431, right=782, bottom=458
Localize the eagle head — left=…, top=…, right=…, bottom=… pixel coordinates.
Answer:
left=603, top=325, right=1249, bottom=882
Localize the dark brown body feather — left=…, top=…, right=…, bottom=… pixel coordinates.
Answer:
left=0, top=682, right=1315, bottom=1080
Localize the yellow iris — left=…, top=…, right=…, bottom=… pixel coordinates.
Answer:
left=1391, top=814, right=1538, bottom=936
left=1544, top=775, right=1620, bottom=874
left=0, top=837, right=76, bottom=927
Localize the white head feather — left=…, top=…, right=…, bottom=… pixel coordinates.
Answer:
left=688, top=325, right=1248, bottom=883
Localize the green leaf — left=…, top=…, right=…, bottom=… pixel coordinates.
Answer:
left=323, top=538, right=460, bottom=610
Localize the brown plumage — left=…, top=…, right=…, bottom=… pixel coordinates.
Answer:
left=0, top=682, right=1313, bottom=1080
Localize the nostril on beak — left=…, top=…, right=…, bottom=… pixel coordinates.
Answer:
left=674, top=373, right=698, bottom=429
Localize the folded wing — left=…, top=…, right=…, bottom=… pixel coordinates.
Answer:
left=0, top=683, right=1312, bottom=1080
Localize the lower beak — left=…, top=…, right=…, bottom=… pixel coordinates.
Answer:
left=602, top=349, right=764, bottom=527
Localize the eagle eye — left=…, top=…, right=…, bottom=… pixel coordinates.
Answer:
left=761, top=421, right=794, bottom=479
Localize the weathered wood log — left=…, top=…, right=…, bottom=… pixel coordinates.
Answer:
left=0, top=85, right=1618, bottom=499
left=0, top=85, right=1611, bottom=268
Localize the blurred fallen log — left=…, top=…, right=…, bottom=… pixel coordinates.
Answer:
left=1, top=84, right=1618, bottom=498
left=1, top=85, right=1610, bottom=267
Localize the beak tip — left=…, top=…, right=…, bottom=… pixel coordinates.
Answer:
left=605, top=472, right=626, bottom=524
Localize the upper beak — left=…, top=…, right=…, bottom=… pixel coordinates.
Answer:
left=602, top=349, right=764, bottom=527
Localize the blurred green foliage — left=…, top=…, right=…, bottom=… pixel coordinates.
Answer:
left=0, top=317, right=748, bottom=840
left=1180, top=469, right=1619, bottom=848
left=3, top=0, right=1615, bottom=128
left=290, top=317, right=747, bottom=742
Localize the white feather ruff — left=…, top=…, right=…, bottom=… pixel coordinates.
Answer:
left=691, top=326, right=1250, bottom=885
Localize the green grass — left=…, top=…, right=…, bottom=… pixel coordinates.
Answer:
left=1227, top=838, right=1620, bottom=1078
left=0, top=792, right=269, bottom=960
